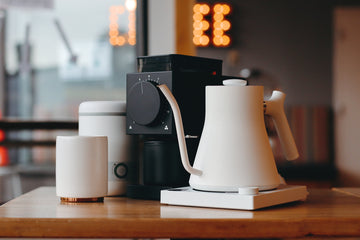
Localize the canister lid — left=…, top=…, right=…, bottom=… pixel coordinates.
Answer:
left=79, top=101, right=126, bottom=115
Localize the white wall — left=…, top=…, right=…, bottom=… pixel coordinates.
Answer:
left=333, top=7, right=360, bottom=186
left=148, top=0, right=175, bottom=55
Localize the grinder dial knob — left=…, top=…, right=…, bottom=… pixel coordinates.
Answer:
left=127, top=81, right=162, bottom=126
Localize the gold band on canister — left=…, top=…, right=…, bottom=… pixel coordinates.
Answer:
left=60, top=197, right=104, bottom=203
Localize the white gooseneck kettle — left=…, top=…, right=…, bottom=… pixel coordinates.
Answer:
left=158, top=80, right=298, bottom=192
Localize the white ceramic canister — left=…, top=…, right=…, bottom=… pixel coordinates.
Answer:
left=56, top=136, right=108, bottom=202
left=79, top=101, right=138, bottom=196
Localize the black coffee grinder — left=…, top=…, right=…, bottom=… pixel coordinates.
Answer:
left=126, top=54, right=226, bottom=199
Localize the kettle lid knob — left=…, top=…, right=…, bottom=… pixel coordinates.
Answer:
left=223, top=79, right=247, bottom=86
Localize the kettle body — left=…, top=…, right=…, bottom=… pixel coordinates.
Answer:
left=189, top=86, right=279, bottom=191
left=158, top=81, right=298, bottom=192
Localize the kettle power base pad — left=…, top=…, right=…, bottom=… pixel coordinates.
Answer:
left=160, top=184, right=308, bottom=210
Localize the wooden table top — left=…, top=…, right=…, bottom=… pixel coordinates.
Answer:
left=0, top=187, right=360, bottom=239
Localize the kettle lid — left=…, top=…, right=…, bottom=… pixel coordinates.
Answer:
left=79, top=101, right=126, bottom=114
left=223, top=79, right=247, bottom=86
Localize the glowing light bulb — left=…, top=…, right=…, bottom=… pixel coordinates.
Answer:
left=200, top=4, right=210, bottom=14
left=213, top=13, right=224, bottom=21
left=222, top=4, right=231, bottom=14
left=109, top=2, right=137, bottom=47
left=201, top=20, right=210, bottom=31
left=221, top=20, right=231, bottom=31
left=192, top=3, right=211, bottom=47
left=193, top=3, right=232, bottom=47
left=222, top=35, right=230, bottom=45
left=193, top=36, right=201, bottom=45
left=200, top=35, right=210, bottom=46
left=193, top=4, right=201, bottom=13
left=125, top=0, right=137, bottom=11
left=193, top=12, right=203, bottom=21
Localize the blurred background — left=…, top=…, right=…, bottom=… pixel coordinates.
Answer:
left=1, top=0, right=360, bottom=203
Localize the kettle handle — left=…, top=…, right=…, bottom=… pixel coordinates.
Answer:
left=158, top=84, right=203, bottom=176
left=265, top=91, right=299, bottom=160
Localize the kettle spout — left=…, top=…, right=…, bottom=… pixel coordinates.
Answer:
left=158, top=84, right=203, bottom=176
left=265, top=91, right=299, bottom=160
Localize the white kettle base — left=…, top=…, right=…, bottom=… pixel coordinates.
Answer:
left=160, top=184, right=308, bottom=210
left=189, top=183, right=280, bottom=192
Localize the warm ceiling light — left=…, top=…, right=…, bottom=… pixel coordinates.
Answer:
left=109, top=36, right=117, bottom=45
left=222, top=35, right=230, bottom=45
left=193, top=29, right=203, bottom=36
left=201, top=20, right=210, bottom=30
left=193, top=12, right=203, bottom=21
left=109, top=2, right=136, bottom=47
left=193, top=2, right=231, bottom=47
left=213, top=4, right=223, bottom=13
left=193, top=21, right=202, bottom=29
left=213, top=29, right=223, bottom=36
left=213, top=36, right=222, bottom=46
left=199, top=4, right=210, bottom=14
left=193, top=4, right=201, bottom=13
left=213, top=13, right=224, bottom=22
left=222, top=4, right=231, bottom=15
left=220, top=20, right=231, bottom=30
left=109, top=23, right=118, bottom=30
left=117, top=36, right=126, bottom=46
left=193, top=36, right=201, bottom=45
left=200, top=35, right=210, bottom=46
left=109, top=29, right=119, bottom=37
left=125, top=0, right=137, bottom=11
left=213, top=21, right=221, bottom=29
left=128, top=38, right=136, bottom=45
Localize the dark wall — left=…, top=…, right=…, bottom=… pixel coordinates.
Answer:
left=197, top=0, right=333, bottom=105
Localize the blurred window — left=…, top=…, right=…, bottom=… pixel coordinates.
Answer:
left=2, top=0, right=141, bottom=120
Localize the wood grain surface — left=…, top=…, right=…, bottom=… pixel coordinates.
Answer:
left=0, top=187, right=360, bottom=238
